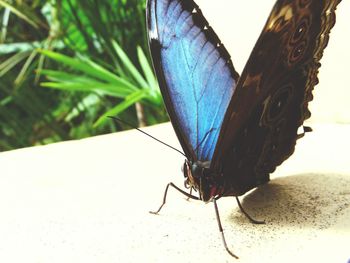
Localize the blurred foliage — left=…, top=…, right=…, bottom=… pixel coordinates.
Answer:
left=0, top=0, right=167, bottom=151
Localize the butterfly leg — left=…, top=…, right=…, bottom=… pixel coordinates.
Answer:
left=186, top=187, right=193, bottom=201
left=150, top=182, right=199, bottom=215
left=235, top=196, right=265, bottom=224
left=213, top=199, right=239, bottom=259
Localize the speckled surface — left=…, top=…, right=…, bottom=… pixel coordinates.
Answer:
left=0, top=122, right=349, bottom=262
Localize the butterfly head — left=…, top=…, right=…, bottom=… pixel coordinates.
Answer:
left=183, top=160, right=223, bottom=202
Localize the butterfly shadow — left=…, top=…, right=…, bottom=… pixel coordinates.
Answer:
left=230, top=173, right=350, bottom=228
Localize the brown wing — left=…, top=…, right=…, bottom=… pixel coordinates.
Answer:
left=212, top=0, right=342, bottom=196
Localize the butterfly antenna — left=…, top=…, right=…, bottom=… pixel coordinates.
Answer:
left=108, top=116, right=186, bottom=157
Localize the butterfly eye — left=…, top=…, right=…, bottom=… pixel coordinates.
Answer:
left=190, top=163, right=202, bottom=178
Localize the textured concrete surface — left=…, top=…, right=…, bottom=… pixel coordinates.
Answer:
left=0, top=122, right=349, bottom=262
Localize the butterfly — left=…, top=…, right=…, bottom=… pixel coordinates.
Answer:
left=147, top=0, right=341, bottom=258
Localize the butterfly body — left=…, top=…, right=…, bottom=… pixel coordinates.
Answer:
left=147, top=0, right=341, bottom=202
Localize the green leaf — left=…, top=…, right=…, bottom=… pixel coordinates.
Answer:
left=38, top=49, right=139, bottom=92
left=64, top=93, right=101, bottom=122
left=0, top=51, right=31, bottom=77
left=39, top=69, right=138, bottom=98
left=0, top=96, right=12, bottom=106
left=137, top=46, right=158, bottom=91
left=93, top=89, right=148, bottom=127
left=0, top=0, right=39, bottom=29
left=41, top=82, right=130, bottom=98
left=14, top=49, right=38, bottom=86
left=112, top=40, right=149, bottom=89
left=0, top=42, right=41, bottom=54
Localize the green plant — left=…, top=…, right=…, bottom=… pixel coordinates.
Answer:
left=0, top=0, right=167, bottom=151
left=38, top=40, right=163, bottom=128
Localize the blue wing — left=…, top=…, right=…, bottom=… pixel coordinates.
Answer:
left=147, top=0, right=238, bottom=161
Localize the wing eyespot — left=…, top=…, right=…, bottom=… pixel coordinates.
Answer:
left=261, top=84, right=294, bottom=126
left=289, top=40, right=307, bottom=64
left=269, top=84, right=294, bottom=120
left=286, top=13, right=311, bottom=67
left=290, top=17, right=310, bottom=44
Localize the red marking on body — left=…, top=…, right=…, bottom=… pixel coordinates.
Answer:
left=210, top=187, right=217, bottom=198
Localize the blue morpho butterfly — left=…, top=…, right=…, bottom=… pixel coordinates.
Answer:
left=146, top=0, right=341, bottom=258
